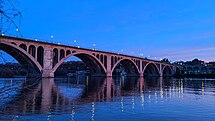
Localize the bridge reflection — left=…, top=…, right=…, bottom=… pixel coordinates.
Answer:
left=0, top=76, right=213, bottom=116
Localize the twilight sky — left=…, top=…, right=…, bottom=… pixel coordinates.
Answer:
left=5, top=0, right=215, bottom=62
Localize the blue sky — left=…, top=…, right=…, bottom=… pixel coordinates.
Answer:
left=3, top=0, right=215, bottom=62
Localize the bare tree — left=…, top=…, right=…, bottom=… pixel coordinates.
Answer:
left=0, top=0, right=22, bottom=37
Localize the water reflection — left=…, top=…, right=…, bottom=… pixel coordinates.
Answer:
left=0, top=76, right=141, bottom=115
left=1, top=77, right=215, bottom=120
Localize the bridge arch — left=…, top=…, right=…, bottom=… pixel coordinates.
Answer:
left=37, top=46, right=44, bottom=67
left=19, top=44, right=27, bottom=51
left=175, top=66, right=181, bottom=75
left=111, top=58, right=140, bottom=76
left=60, top=49, right=65, bottom=60
left=66, top=50, right=71, bottom=56
left=28, top=45, right=36, bottom=58
left=143, top=63, right=160, bottom=77
left=0, top=41, right=42, bottom=75
left=163, top=65, right=173, bottom=76
left=53, top=48, right=58, bottom=67
left=52, top=52, right=106, bottom=76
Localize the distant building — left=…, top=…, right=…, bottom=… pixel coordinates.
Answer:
left=206, top=62, right=215, bottom=67
left=174, top=59, right=215, bottom=75
left=174, top=61, right=184, bottom=66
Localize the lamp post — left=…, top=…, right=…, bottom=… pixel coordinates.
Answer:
left=50, top=35, right=54, bottom=43
left=74, top=40, right=77, bottom=46
left=93, top=44, right=96, bottom=50
left=16, top=29, right=19, bottom=37
left=121, top=49, right=124, bottom=54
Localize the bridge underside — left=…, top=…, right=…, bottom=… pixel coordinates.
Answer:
left=112, top=59, right=139, bottom=77
left=54, top=54, right=106, bottom=77
left=76, top=54, right=106, bottom=76
left=0, top=43, right=41, bottom=76
left=163, top=66, right=173, bottom=77
left=144, top=63, right=160, bottom=77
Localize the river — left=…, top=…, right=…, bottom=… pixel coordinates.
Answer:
left=0, top=76, right=215, bottom=121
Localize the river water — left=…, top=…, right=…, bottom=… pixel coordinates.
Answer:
left=0, top=76, right=215, bottom=121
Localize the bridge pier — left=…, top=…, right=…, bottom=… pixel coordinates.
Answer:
left=160, top=72, right=163, bottom=77
left=42, top=71, right=54, bottom=78
left=106, top=55, right=112, bottom=77
left=106, top=71, right=112, bottom=77
left=139, top=72, right=144, bottom=77
left=159, top=64, right=163, bottom=77
left=42, top=47, right=54, bottom=78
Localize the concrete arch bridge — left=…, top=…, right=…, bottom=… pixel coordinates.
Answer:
left=0, top=36, right=180, bottom=78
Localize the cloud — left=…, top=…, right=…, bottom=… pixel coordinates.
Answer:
left=150, top=45, right=215, bottom=62
left=170, top=30, right=215, bottom=43
left=154, top=45, right=215, bottom=58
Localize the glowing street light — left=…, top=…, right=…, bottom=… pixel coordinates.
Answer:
left=16, top=29, right=19, bottom=37
left=50, top=36, right=54, bottom=43
left=93, top=44, right=96, bottom=50
left=74, top=40, right=77, bottom=46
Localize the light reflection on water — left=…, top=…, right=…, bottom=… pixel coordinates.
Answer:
left=1, top=77, right=215, bottom=121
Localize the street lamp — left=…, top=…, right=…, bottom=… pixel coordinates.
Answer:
left=121, top=50, right=124, bottom=54
left=93, top=44, right=96, bottom=50
left=16, top=29, right=19, bottom=37
left=50, top=36, right=54, bottom=43
left=74, top=40, right=77, bottom=46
